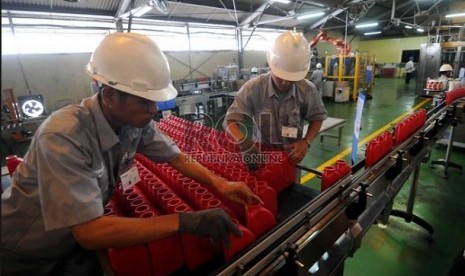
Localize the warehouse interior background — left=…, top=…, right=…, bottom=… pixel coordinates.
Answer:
left=2, top=0, right=465, bottom=275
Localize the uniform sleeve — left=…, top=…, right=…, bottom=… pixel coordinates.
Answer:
left=302, top=81, right=328, bottom=122
left=222, top=82, right=256, bottom=130
left=35, top=133, right=104, bottom=231
left=138, top=123, right=181, bottom=163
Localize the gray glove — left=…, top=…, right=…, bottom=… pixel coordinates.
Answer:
left=179, top=208, right=242, bottom=248
left=239, top=138, right=262, bottom=171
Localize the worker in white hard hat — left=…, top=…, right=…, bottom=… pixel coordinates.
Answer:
left=223, top=31, right=328, bottom=170
left=1, top=32, right=260, bottom=276
left=437, top=63, right=454, bottom=91
left=438, top=64, right=453, bottom=80
left=311, top=63, right=325, bottom=96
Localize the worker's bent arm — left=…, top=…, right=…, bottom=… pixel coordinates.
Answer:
left=224, top=120, right=246, bottom=143
left=71, top=213, right=179, bottom=250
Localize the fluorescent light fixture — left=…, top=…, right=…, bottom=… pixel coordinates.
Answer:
left=132, top=5, right=154, bottom=17
left=404, top=25, right=413, bottom=29
left=355, top=22, right=378, bottom=28
left=120, top=4, right=153, bottom=18
left=297, top=12, right=324, bottom=20
left=271, top=0, right=291, bottom=4
left=417, top=28, right=424, bottom=33
left=445, top=12, right=465, bottom=18
left=364, top=31, right=381, bottom=35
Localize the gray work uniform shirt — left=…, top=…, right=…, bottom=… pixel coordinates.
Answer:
left=311, top=69, right=325, bottom=95
left=1, top=94, right=180, bottom=263
left=224, top=72, right=328, bottom=146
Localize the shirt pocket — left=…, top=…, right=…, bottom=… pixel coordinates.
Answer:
left=257, top=109, right=273, bottom=129
left=287, top=107, right=301, bottom=127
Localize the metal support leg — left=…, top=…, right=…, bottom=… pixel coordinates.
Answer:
left=431, top=118, right=463, bottom=178
left=390, top=165, right=434, bottom=240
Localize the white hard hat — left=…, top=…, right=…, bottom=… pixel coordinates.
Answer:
left=85, top=32, right=177, bottom=102
left=266, top=31, right=311, bottom=81
left=251, top=67, right=258, bottom=73
left=316, top=63, right=322, bottom=69
left=439, top=64, right=453, bottom=72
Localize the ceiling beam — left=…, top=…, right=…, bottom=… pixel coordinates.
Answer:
left=239, top=2, right=269, bottom=28
left=115, top=0, right=134, bottom=18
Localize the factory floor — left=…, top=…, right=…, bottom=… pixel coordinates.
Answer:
left=300, top=78, right=465, bottom=276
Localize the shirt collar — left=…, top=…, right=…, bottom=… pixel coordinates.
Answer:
left=84, top=94, right=120, bottom=152
left=265, top=72, right=297, bottom=100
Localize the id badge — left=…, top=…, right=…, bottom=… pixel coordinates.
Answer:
left=120, top=166, right=141, bottom=191
left=281, top=126, right=298, bottom=138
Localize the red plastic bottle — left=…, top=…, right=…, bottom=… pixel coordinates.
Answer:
left=335, top=160, right=351, bottom=178
left=321, top=166, right=341, bottom=191
left=141, top=210, right=184, bottom=276
left=245, top=203, right=277, bottom=237
left=223, top=219, right=256, bottom=261
left=6, top=155, right=23, bottom=177
left=253, top=181, right=277, bottom=218
left=107, top=246, right=153, bottom=276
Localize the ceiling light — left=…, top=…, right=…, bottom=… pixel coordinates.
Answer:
left=297, top=12, right=324, bottom=20
left=404, top=25, right=413, bottom=29
left=270, top=0, right=291, bottom=4
left=132, top=5, right=154, bottom=17
left=355, top=22, right=378, bottom=28
left=445, top=12, right=465, bottom=18
left=364, top=31, right=381, bottom=35
left=120, top=4, right=154, bottom=18
left=416, top=28, right=424, bottom=33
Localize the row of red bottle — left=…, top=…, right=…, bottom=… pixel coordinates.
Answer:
left=365, top=131, right=394, bottom=168
left=321, top=159, right=352, bottom=191
left=394, top=109, right=427, bottom=145
left=135, top=156, right=277, bottom=233
left=156, top=116, right=296, bottom=193
left=445, top=87, right=465, bottom=105
left=104, top=159, right=276, bottom=275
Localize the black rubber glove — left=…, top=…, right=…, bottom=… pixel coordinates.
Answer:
left=179, top=208, right=242, bottom=248
left=239, top=138, right=262, bottom=171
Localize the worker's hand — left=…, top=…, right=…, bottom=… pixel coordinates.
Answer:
left=217, top=180, right=263, bottom=207
left=179, top=208, right=242, bottom=248
left=238, top=138, right=263, bottom=171
left=285, top=139, right=310, bottom=165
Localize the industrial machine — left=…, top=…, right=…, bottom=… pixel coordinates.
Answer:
left=416, top=30, right=465, bottom=98
left=309, top=30, right=375, bottom=101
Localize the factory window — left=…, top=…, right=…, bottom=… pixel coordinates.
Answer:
left=2, top=13, right=281, bottom=54
left=2, top=27, right=107, bottom=54
left=129, top=22, right=189, bottom=51
left=188, top=24, right=237, bottom=51
left=242, top=29, right=284, bottom=51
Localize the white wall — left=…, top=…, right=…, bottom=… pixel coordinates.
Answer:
left=1, top=50, right=268, bottom=114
